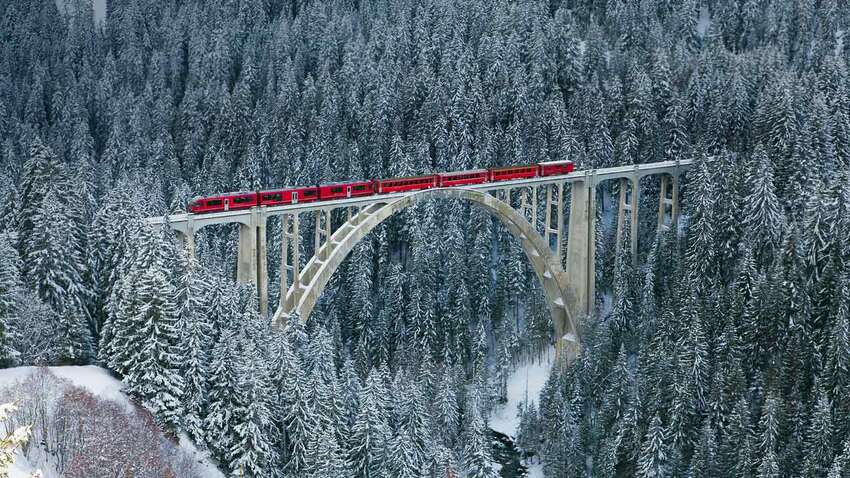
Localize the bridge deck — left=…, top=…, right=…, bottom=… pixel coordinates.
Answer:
left=148, top=159, right=692, bottom=230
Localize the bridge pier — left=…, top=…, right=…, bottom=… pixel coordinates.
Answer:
left=236, top=208, right=269, bottom=315
left=615, top=175, right=640, bottom=266
left=565, top=175, right=596, bottom=321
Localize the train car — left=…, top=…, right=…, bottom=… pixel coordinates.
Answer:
left=318, top=181, right=375, bottom=201
left=538, top=160, right=575, bottom=177
left=259, top=186, right=320, bottom=206
left=437, top=169, right=489, bottom=187
left=189, top=192, right=257, bottom=214
left=488, top=164, right=538, bottom=182
left=375, top=175, right=438, bottom=194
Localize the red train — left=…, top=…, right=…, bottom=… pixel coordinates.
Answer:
left=188, top=160, right=574, bottom=214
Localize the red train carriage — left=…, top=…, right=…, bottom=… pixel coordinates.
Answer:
left=189, top=192, right=257, bottom=214
left=437, top=169, right=489, bottom=187
left=318, top=181, right=375, bottom=200
left=259, top=187, right=319, bottom=206
left=375, top=175, right=438, bottom=194
left=488, top=164, right=538, bottom=182
left=538, top=160, right=574, bottom=177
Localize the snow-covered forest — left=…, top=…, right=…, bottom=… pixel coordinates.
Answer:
left=1, top=0, right=849, bottom=476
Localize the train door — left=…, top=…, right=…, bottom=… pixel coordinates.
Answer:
left=293, top=192, right=298, bottom=204
left=346, top=186, right=352, bottom=198
left=224, top=198, right=230, bottom=211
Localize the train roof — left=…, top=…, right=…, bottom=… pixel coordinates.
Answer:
left=537, top=159, right=574, bottom=165
left=438, top=169, right=488, bottom=176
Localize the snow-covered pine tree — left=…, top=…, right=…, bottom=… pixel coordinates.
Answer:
left=120, top=226, right=185, bottom=435
left=229, top=338, right=279, bottom=477
left=637, top=414, right=669, bottom=478
left=178, top=252, right=213, bottom=444
left=743, top=145, right=784, bottom=263
left=350, top=368, right=389, bottom=478
left=462, top=404, right=498, bottom=478
left=205, top=329, right=241, bottom=465
left=0, top=234, right=20, bottom=367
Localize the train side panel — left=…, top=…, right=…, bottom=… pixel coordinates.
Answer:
left=437, top=169, right=489, bottom=187
left=538, top=160, right=575, bottom=177
left=376, top=175, right=438, bottom=194
left=318, top=181, right=375, bottom=200
left=488, top=165, right=538, bottom=182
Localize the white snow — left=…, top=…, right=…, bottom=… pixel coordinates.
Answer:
left=0, top=366, right=223, bottom=478
left=8, top=451, right=37, bottom=478
left=697, top=5, right=711, bottom=38
left=489, top=346, right=555, bottom=438
left=526, top=463, right=545, bottom=478
left=179, top=433, right=225, bottom=478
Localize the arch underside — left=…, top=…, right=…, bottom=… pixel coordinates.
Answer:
left=273, top=187, right=579, bottom=348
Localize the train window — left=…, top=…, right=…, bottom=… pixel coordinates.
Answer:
left=207, top=199, right=222, bottom=206
left=331, top=186, right=343, bottom=193
left=234, top=196, right=253, bottom=204
left=354, top=185, right=367, bottom=191
left=304, top=190, right=316, bottom=196
left=264, top=194, right=282, bottom=201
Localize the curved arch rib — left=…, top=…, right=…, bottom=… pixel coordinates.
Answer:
left=273, top=187, right=578, bottom=354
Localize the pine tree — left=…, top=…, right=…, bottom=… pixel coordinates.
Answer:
left=178, top=253, right=213, bottom=444
left=0, top=235, right=20, bottom=367
left=462, top=405, right=498, bottom=478
left=637, top=414, right=669, bottom=478
left=350, top=369, right=388, bottom=478
left=803, top=389, right=834, bottom=477
left=229, top=339, right=278, bottom=477
left=205, top=330, right=240, bottom=465
left=120, top=228, right=185, bottom=435
left=743, top=146, right=785, bottom=263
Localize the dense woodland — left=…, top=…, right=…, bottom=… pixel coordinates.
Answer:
left=1, top=0, right=849, bottom=476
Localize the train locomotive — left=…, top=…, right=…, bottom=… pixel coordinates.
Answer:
left=189, top=160, right=574, bottom=214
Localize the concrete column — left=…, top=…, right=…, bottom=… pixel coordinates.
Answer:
left=630, top=175, right=639, bottom=267
left=615, top=178, right=628, bottom=257
left=566, top=176, right=596, bottom=320
left=257, top=209, right=268, bottom=316
left=279, top=213, right=301, bottom=315
left=555, top=183, right=564, bottom=263
left=658, top=174, right=669, bottom=230
left=237, top=221, right=258, bottom=285
left=671, top=174, right=680, bottom=230
left=176, top=228, right=196, bottom=260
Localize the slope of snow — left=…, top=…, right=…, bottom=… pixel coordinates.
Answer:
left=489, top=346, right=555, bottom=438
left=526, top=463, right=545, bottom=478
left=8, top=451, right=36, bottom=478
left=0, top=366, right=223, bottom=478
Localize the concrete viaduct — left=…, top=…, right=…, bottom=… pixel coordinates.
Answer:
left=149, top=159, right=692, bottom=358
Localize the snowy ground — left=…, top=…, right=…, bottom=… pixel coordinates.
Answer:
left=0, top=366, right=223, bottom=478
left=489, top=346, right=555, bottom=438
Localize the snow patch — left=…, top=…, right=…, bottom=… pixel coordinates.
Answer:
left=697, top=5, right=711, bottom=38
left=527, top=463, right=545, bottom=478
left=489, top=346, right=555, bottom=438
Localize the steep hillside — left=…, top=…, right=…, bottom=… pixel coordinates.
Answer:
left=0, top=366, right=222, bottom=478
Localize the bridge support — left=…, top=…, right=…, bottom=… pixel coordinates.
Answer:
left=615, top=175, right=640, bottom=266
left=236, top=208, right=269, bottom=315
left=658, top=174, right=679, bottom=230
left=565, top=175, right=596, bottom=323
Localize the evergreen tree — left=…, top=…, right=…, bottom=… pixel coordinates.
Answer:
left=637, top=414, right=669, bottom=478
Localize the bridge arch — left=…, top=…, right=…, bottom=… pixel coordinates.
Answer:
left=273, top=187, right=579, bottom=355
